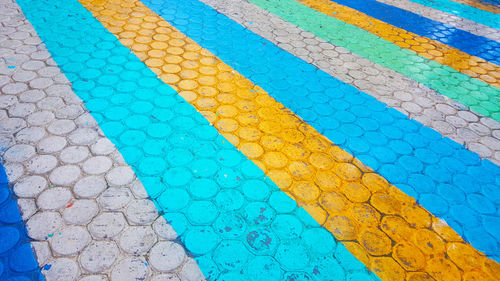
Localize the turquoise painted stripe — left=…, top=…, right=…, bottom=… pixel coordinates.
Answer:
left=407, top=0, right=500, bottom=29
left=142, top=0, right=500, bottom=261
left=16, top=0, right=381, bottom=280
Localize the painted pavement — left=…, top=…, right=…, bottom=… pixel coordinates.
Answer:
left=0, top=0, right=499, bottom=280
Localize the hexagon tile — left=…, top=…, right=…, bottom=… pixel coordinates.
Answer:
left=0, top=163, right=43, bottom=280
left=2, top=0, right=500, bottom=280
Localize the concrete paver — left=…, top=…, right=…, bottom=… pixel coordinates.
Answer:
left=199, top=0, right=500, bottom=164
left=0, top=1, right=202, bottom=280
left=1, top=0, right=499, bottom=280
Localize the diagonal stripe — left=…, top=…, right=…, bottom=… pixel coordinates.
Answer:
left=143, top=0, right=500, bottom=260
left=201, top=0, right=500, bottom=174
left=139, top=0, right=500, bottom=261
left=76, top=0, right=500, bottom=279
left=296, top=0, right=500, bottom=88
left=15, top=0, right=380, bottom=280
left=377, top=0, right=500, bottom=42
left=324, top=0, right=500, bottom=64
left=406, top=0, right=500, bottom=26
left=248, top=0, right=500, bottom=122
left=447, top=0, right=500, bottom=13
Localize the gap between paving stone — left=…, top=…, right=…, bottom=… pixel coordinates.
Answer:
left=0, top=1, right=204, bottom=280
left=199, top=0, right=500, bottom=164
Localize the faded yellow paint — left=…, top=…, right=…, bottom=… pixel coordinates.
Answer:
left=79, top=0, right=500, bottom=280
left=297, top=0, right=500, bottom=88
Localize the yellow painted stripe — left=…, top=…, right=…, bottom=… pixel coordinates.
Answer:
left=448, top=0, right=500, bottom=14
left=80, top=0, right=500, bottom=280
left=296, top=0, right=500, bottom=88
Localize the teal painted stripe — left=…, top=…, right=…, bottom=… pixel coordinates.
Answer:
left=16, top=0, right=381, bottom=280
left=407, top=0, right=500, bottom=29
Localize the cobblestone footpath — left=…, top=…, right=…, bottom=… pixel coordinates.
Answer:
left=0, top=1, right=204, bottom=280
left=66, top=0, right=500, bottom=279
left=136, top=0, right=500, bottom=261
left=2, top=0, right=500, bottom=280
left=376, top=0, right=500, bottom=41
left=199, top=0, right=500, bottom=165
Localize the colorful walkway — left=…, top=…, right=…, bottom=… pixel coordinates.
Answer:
left=0, top=0, right=499, bottom=280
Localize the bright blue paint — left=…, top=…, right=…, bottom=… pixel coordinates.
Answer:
left=141, top=0, right=500, bottom=260
left=16, top=0, right=380, bottom=279
left=0, top=163, right=43, bottom=280
left=329, top=0, right=500, bottom=64
left=408, top=0, right=500, bottom=29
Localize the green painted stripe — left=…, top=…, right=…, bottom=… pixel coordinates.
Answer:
left=248, top=0, right=500, bottom=121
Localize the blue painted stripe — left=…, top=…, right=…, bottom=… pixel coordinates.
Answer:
left=329, top=0, right=500, bottom=65
left=15, top=0, right=381, bottom=279
left=142, top=0, right=500, bottom=260
left=407, top=0, right=500, bottom=28
left=0, top=162, right=43, bottom=280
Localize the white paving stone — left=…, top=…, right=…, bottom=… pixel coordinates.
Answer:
left=60, top=146, right=90, bottom=164
left=27, top=111, right=54, bottom=126
left=26, top=154, right=58, bottom=174
left=80, top=241, right=120, bottom=273
left=3, top=143, right=35, bottom=162
left=74, top=176, right=107, bottom=199
left=98, top=187, right=132, bottom=210
left=63, top=200, right=99, bottom=225
left=13, top=175, right=47, bottom=197
left=31, top=241, right=51, bottom=266
left=42, top=258, right=80, bottom=281
left=26, top=211, right=63, bottom=240
left=37, top=187, right=72, bottom=210
left=83, top=156, right=113, bottom=175
left=106, top=166, right=135, bottom=186
left=91, top=138, right=115, bottom=155
left=110, top=257, right=149, bottom=281
left=153, top=217, right=178, bottom=241
left=119, top=226, right=157, bottom=255
left=50, top=226, right=91, bottom=256
left=148, top=242, right=186, bottom=273
left=17, top=198, right=36, bottom=220
left=125, top=199, right=158, bottom=225
left=38, top=135, right=67, bottom=153
left=89, top=212, right=127, bottom=239
left=15, top=126, right=46, bottom=143
left=50, top=165, right=81, bottom=186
